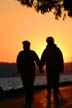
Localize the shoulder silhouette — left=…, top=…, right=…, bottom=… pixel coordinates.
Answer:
left=41, top=36, right=64, bottom=73
left=17, top=40, right=40, bottom=75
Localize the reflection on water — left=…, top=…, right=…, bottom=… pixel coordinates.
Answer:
left=0, top=86, right=72, bottom=108
left=33, top=86, right=72, bottom=108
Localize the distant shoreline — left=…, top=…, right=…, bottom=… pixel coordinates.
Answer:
left=0, top=62, right=72, bottom=77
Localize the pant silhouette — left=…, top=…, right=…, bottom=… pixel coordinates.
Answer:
left=46, top=72, right=59, bottom=103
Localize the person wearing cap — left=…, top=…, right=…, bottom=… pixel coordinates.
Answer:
left=16, top=40, right=40, bottom=108
left=40, top=36, right=64, bottom=107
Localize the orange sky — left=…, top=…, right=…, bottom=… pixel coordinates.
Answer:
left=0, top=0, right=72, bottom=63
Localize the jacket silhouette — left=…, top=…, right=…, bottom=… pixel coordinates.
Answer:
left=41, top=37, right=64, bottom=106
left=16, top=40, right=40, bottom=107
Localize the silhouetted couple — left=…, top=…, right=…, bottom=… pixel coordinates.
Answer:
left=16, top=36, right=64, bottom=108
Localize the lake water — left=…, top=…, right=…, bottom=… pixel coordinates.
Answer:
left=0, top=75, right=72, bottom=91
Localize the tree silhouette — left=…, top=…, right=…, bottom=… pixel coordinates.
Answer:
left=17, top=0, right=72, bottom=20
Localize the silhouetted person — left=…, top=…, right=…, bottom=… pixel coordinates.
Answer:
left=16, top=40, right=40, bottom=108
left=40, top=36, right=64, bottom=107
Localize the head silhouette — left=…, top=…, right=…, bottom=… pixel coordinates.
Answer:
left=22, top=40, right=30, bottom=50
left=46, top=36, right=54, bottom=45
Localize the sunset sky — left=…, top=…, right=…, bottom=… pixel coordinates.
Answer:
left=0, top=0, right=72, bottom=63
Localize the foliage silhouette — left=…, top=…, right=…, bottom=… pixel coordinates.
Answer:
left=17, top=0, right=72, bottom=20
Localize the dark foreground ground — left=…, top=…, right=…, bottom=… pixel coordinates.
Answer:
left=0, top=83, right=72, bottom=108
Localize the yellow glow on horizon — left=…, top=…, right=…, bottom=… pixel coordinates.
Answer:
left=0, top=0, right=72, bottom=63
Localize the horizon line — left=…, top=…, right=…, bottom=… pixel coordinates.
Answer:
left=0, top=61, right=72, bottom=64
